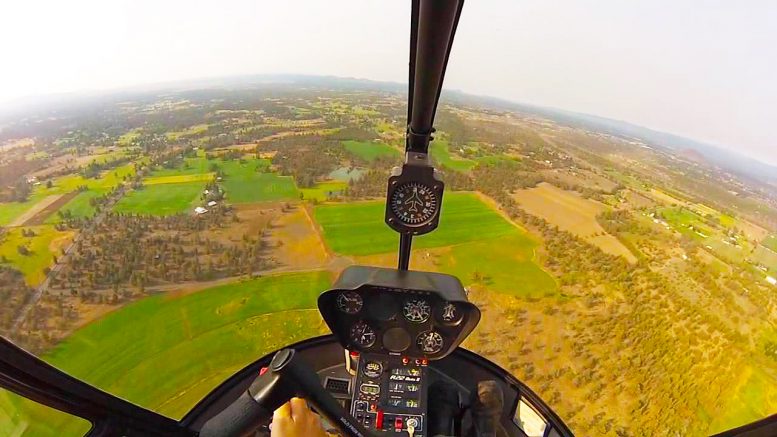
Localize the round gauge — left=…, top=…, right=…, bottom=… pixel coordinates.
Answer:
left=337, top=291, right=363, bottom=314
left=416, top=331, right=444, bottom=355
left=350, top=321, right=376, bottom=348
left=390, top=182, right=439, bottom=226
left=363, top=361, right=383, bottom=378
left=437, top=302, right=463, bottom=325
left=403, top=298, right=431, bottom=323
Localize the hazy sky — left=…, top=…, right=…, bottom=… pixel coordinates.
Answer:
left=1, top=0, right=775, bottom=165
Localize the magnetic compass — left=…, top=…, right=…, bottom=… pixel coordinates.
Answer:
left=390, top=182, right=439, bottom=226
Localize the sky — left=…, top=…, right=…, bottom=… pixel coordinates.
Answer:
left=0, top=0, right=775, bottom=165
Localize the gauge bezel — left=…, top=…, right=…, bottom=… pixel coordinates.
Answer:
left=349, top=321, right=377, bottom=348
left=403, top=298, right=432, bottom=323
left=416, top=330, right=444, bottom=355
left=436, top=301, right=464, bottom=326
left=384, top=162, right=444, bottom=236
left=389, top=181, right=439, bottom=226
left=336, top=291, right=363, bottom=314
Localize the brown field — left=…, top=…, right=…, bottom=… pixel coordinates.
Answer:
left=25, top=191, right=80, bottom=226
left=8, top=194, right=66, bottom=227
left=207, top=202, right=329, bottom=271
left=266, top=205, right=329, bottom=269
left=648, top=188, right=684, bottom=206
left=209, top=202, right=281, bottom=241
left=622, top=189, right=656, bottom=209
left=512, top=183, right=637, bottom=262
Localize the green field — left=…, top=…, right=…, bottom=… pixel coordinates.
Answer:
left=114, top=182, right=205, bottom=216
left=219, top=160, right=298, bottom=203
left=430, top=140, right=476, bottom=172
left=45, top=189, right=107, bottom=223
left=300, top=181, right=348, bottom=202
left=763, top=235, right=777, bottom=253
left=0, top=225, right=72, bottom=285
left=144, top=173, right=215, bottom=185
left=434, top=234, right=557, bottom=297
left=0, top=164, right=136, bottom=225
left=314, top=192, right=518, bottom=256
left=166, top=124, right=210, bottom=141
left=0, top=272, right=331, bottom=436
left=149, top=158, right=213, bottom=177
left=46, top=163, right=137, bottom=195
left=708, top=366, right=777, bottom=434
left=660, top=207, right=715, bottom=240
left=147, top=158, right=296, bottom=204
left=342, top=140, right=400, bottom=162
left=0, top=193, right=48, bottom=226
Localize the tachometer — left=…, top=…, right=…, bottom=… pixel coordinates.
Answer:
left=403, top=298, right=431, bottom=323
left=416, top=331, right=444, bottom=354
left=337, top=291, right=363, bottom=314
left=350, top=321, right=376, bottom=348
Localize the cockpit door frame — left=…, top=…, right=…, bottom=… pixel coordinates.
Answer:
left=0, top=337, right=194, bottom=436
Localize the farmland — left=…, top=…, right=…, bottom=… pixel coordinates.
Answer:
left=430, top=139, right=476, bottom=172
left=1, top=85, right=776, bottom=437
left=512, top=182, right=637, bottom=262
left=342, top=140, right=400, bottom=162
left=45, top=189, right=107, bottom=222
left=0, top=272, right=331, bottom=436
left=113, top=182, right=205, bottom=216
left=300, top=180, right=348, bottom=202
left=0, top=225, right=73, bottom=285
left=219, top=161, right=298, bottom=203
left=314, top=192, right=518, bottom=256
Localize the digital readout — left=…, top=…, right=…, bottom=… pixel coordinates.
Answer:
left=391, top=367, right=421, bottom=377
left=387, top=398, right=420, bottom=408
left=360, top=384, right=380, bottom=395
left=389, top=381, right=420, bottom=393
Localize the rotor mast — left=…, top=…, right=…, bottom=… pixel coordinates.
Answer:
left=396, top=0, right=465, bottom=270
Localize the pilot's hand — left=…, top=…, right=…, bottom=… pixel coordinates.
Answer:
left=271, top=397, right=329, bottom=437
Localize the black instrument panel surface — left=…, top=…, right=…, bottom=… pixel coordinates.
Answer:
left=319, top=278, right=479, bottom=360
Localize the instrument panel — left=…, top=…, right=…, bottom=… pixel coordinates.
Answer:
left=319, top=284, right=478, bottom=359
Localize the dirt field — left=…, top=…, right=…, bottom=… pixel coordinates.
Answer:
left=266, top=205, right=329, bottom=269
left=512, top=183, right=637, bottom=262
left=8, top=194, right=66, bottom=227
left=648, top=188, right=684, bottom=206
left=24, top=191, right=80, bottom=225
left=206, top=202, right=329, bottom=271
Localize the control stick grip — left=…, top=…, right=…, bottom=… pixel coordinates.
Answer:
left=199, top=349, right=372, bottom=437
left=198, top=390, right=273, bottom=437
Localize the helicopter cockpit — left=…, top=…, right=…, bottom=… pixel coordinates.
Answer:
left=190, top=1, right=574, bottom=435
left=2, top=1, right=776, bottom=437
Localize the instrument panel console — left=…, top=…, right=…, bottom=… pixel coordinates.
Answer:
left=318, top=266, right=480, bottom=360
left=350, top=353, right=428, bottom=436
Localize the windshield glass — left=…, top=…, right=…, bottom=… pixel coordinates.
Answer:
left=1, top=1, right=776, bottom=436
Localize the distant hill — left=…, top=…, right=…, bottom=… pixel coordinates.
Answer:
left=3, top=73, right=774, bottom=186
left=436, top=91, right=777, bottom=187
